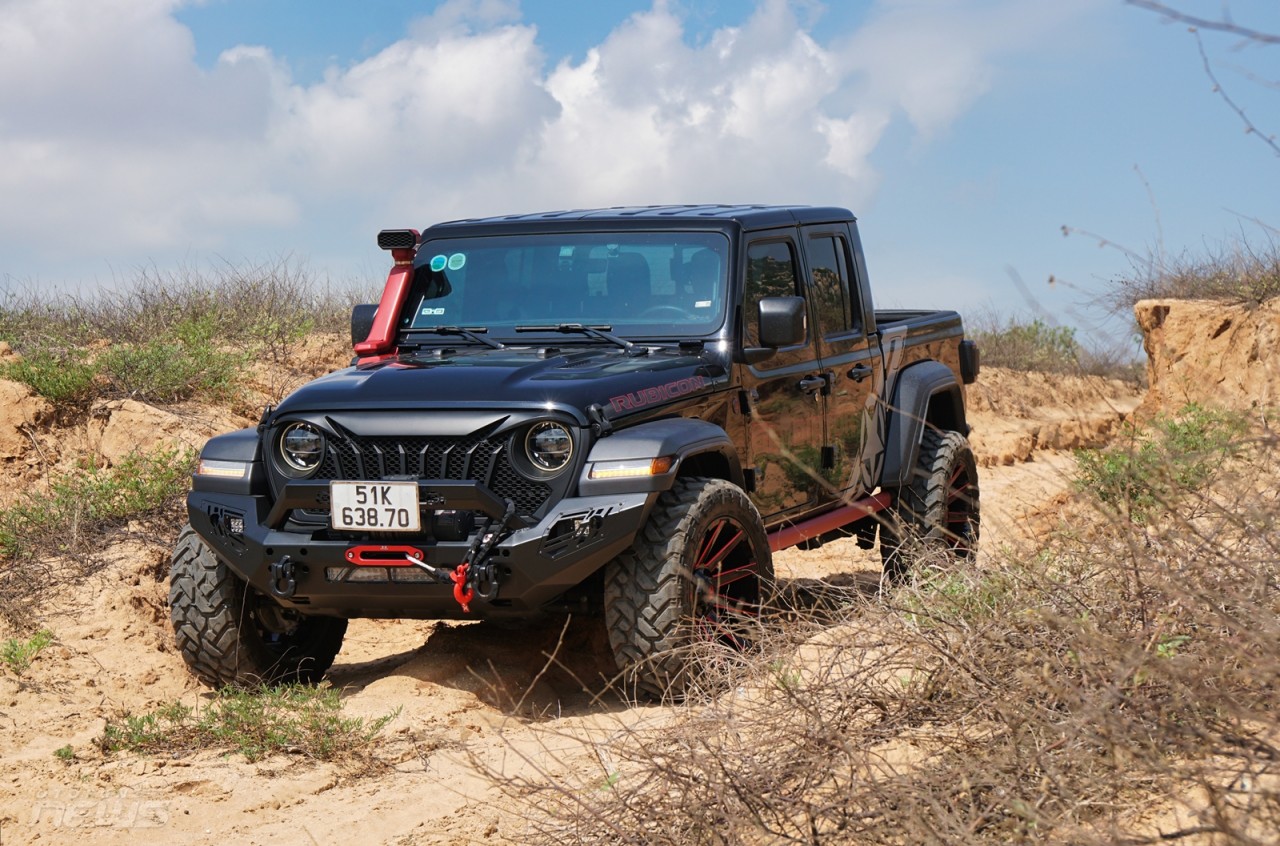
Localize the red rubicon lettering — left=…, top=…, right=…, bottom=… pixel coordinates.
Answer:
left=609, top=375, right=706, bottom=414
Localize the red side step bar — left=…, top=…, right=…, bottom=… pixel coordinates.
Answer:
left=767, top=492, right=892, bottom=553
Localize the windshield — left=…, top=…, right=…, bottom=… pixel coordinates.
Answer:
left=400, top=231, right=729, bottom=338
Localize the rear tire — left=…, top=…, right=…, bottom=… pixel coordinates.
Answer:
left=604, top=478, right=772, bottom=699
left=881, top=429, right=980, bottom=580
left=169, top=525, right=347, bottom=688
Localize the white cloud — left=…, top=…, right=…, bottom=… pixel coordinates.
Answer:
left=0, top=0, right=1104, bottom=284
left=844, top=0, right=1108, bottom=137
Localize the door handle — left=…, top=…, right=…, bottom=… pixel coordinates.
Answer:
left=848, top=364, right=872, bottom=382
left=797, top=375, right=826, bottom=394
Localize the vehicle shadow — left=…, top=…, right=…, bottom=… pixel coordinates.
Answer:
left=773, top=570, right=883, bottom=612
left=327, top=571, right=882, bottom=718
left=327, top=613, right=629, bottom=717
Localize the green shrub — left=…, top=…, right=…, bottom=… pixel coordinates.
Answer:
left=1074, top=402, right=1248, bottom=519
left=99, top=684, right=397, bottom=763
left=971, top=317, right=1081, bottom=373
left=0, top=348, right=100, bottom=407
left=99, top=315, right=246, bottom=403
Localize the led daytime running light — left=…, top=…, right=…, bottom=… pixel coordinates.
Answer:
left=196, top=459, right=249, bottom=479
left=589, top=456, right=674, bottom=479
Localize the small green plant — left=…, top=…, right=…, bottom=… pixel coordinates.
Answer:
left=53, top=744, right=76, bottom=763
left=98, top=684, right=397, bottom=763
left=1, top=629, right=54, bottom=674
left=1075, top=403, right=1248, bottom=519
left=768, top=658, right=802, bottom=691
left=1156, top=634, right=1192, bottom=659
left=0, top=447, right=194, bottom=563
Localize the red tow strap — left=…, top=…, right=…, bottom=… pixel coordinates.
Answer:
left=450, top=563, right=475, bottom=613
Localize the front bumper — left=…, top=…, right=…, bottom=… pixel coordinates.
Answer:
left=188, top=480, right=657, bottom=619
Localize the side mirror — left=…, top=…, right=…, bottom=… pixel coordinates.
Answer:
left=740, top=296, right=806, bottom=364
left=351, top=304, right=378, bottom=347
left=759, top=296, right=806, bottom=347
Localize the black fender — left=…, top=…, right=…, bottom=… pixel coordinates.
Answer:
left=576, top=417, right=743, bottom=497
left=190, top=428, right=269, bottom=496
left=879, top=361, right=968, bottom=490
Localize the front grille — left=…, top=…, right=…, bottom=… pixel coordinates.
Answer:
left=316, top=433, right=552, bottom=515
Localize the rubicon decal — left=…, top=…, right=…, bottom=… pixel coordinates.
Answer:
left=610, top=375, right=706, bottom=413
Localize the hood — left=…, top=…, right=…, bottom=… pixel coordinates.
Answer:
left=273, top=344, right=730, bottom=421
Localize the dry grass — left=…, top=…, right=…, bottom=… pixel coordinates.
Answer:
left=1108, top=240, right=1280, bottom=311
left=480, top=415, right=1280, bottom=844
left=0, top=257, right=371, bottom=353
left=0, top=259, right=376, bottom=410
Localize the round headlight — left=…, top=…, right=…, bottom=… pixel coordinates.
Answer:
left=525, top=421, right=573, bottom=473
left=279, top=422, right=325, bottom=475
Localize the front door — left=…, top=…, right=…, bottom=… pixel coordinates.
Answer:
left=740, top=233, right=830, bottom=521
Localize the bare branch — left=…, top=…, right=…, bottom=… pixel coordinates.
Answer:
left=1194, top=30, right=1280, bottom=157
left=1126, top=0, right=1280, bottom=45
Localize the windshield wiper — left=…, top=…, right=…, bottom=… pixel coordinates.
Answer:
left=404, top=326, right=505, bottom=350
left=515, top=324, right=647, bottom=356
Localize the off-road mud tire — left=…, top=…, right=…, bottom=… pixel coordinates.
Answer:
left=881, top=429, right=980, bottom=581
left=169, top=525, right=347, bottom=688
left=604, top=477, right=772, bottom=699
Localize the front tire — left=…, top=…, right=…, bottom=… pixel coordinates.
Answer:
left=881, top=429, right=980, bottom=580
left=604, top=478, right=773, bottom=698
left=169, top=525, right=347, bottom=688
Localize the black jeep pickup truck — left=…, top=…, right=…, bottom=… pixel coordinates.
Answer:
left=170, top=205, right=981, bottom=696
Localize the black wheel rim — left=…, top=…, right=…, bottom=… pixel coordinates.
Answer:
left=690, top=516, right=762, bottom=646
left=944, top=461, right=978, bottom=555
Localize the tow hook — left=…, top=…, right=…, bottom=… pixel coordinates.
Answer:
left=268, top=556, right=298, bottom=599
left=402, top=557, right=496, bottom=614
left=469, top=560, right=501, bottom=602
left=403, top=500, right=517, bottom=613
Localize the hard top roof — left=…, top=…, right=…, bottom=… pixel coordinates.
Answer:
left=422, top=204, right=856, bottom=236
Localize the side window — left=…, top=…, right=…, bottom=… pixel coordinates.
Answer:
left=807, top=234, right=856, bottom=337
left=744, top=240, right=803, bottom=349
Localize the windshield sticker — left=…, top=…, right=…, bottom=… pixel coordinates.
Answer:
left=428, top=254, right=448, bottom=272
left=609, top=375, right=706, bottom=414
left=694, top=300, right=712, bottom=308
left=420, top=307, right=445, bottom=316
left=447, top=253, right=467, bottom=271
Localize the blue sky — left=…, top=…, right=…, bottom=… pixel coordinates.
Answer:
left=3, top=0, right=1279, bottom=347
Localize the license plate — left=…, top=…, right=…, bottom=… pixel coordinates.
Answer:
left=330, top=482, right=421, bottom=532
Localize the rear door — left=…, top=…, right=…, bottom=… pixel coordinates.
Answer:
left=801, top=222, right=885, bottom=496
left=739, top=230, right=831, bottom=521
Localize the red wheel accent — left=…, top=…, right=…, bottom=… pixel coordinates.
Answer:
left=691, top=516, right=763, bottom=645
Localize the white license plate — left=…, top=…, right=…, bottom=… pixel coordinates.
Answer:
left=330, top=482, right=421, bottom=532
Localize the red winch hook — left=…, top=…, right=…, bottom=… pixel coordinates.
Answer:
left=449, top=562, right=475, bottom=613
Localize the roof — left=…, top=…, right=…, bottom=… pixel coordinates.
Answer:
left=423, top=204, right=856, bottom=236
